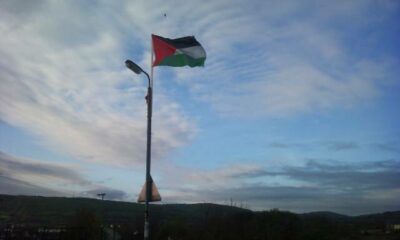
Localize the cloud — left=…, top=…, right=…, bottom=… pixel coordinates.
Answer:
left=0, top=151, right=128, bottom=199
left=0, top=151, right=89, bottom=187
left=159, top=159, right=400, bottom=215
left=268, top=140, right=400, bottom=153
left=168, top=185, right=400, bottom=215
left=0, top=1, right=196, bottom=167
left=281, top=160, right=400, bottom=191
left=372, top=142, right=400, bottom=153
left=269, top=142, right=306, bottom=149
left=268, top=141, right=359, bottom=151
left=217, top=159, right=400, bottom=192
left=0, top=151, right=79, bottom=196
left=0, top=0, right=399, bottom=214
left=172, top=0, right=399, bottom=118
left=0, top=175, right=61, bottom=196
left=324, top=141, right=359, bottom=151
left=190, top=48, right=396, bottom=118
left=0, top=0, right=398, bottom=168
left=269, top=142, right=292, bottom=149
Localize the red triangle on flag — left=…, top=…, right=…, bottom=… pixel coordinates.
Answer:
left=152, top=34, right=176, bottom=66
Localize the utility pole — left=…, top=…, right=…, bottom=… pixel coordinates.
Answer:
left=97, top=193, right=106, bottom=200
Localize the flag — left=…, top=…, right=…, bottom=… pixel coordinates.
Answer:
left=152, top=34, right=206, bottom=67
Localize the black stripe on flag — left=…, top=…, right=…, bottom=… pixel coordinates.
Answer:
left=154, top=35, right=201, bottom=49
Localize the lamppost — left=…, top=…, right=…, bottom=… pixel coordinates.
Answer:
left=125, top=59, right=152, bottom=240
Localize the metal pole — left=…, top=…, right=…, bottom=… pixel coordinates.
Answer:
left=143, top=38, right=154, bottom=240
left=124, top=56, right=153, bottom=240
left=142, top=64, right=152, bottom=240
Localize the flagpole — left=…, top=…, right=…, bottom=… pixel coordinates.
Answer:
left=151, top=36, right=154, bottom=88
left=144, top=37, right=154, bottom=240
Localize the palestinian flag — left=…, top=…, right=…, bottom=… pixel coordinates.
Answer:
left=152, top=34, right=206, bottom=67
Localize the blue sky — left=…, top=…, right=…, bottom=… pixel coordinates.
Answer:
left=0, top=0, right=399, bottom=215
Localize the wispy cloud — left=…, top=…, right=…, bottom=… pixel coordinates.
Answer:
left=269, top=141, right=359, bottom=151
left=173, top=1, right=399, bottom=117
left=0, top=151, right=89, bottom=187
left=268, top=140, right=400, bottom=153
left=160, top=159, right=400, bottom=214
left=372, top=142, right=400, bottom=153
left=0, top=1, right=196, bottom=167
left=1, top=0, right=398, bottom=167
left=269, top=142, right=306, bottom=149
left=0, top=175, right=61, bottom=196
left=169, top=185, right=400, bottom=215
left=0, top=0, right=399, bottom=213
left=324, top=141, right=359, bottom=151
left=0, top=151, right=127, bottom=199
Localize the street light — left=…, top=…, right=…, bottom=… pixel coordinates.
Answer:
left=125, top=59, right=153, bottom=240
left=125, top=60, right=151, bottom=85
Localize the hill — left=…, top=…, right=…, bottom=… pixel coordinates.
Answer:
left=0, top=194, right=247, bottom=225
left=0, top=194, right=399, bottom=240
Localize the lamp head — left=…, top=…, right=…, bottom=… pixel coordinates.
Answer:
left=125, top=59, right=143, bottom=74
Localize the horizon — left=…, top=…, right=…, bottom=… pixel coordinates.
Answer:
left=2, top=193, right=399, bottom=217
left=0, top=0, right=399, bottom=216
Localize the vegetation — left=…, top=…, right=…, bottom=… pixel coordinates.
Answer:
left=0, top=195, right=399, bottom=240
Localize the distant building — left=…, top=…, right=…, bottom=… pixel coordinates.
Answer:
left=386, top=221, right=400, bottom=233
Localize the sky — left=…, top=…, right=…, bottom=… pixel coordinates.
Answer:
left=0, top=0, right=399, bottom=216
